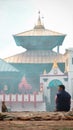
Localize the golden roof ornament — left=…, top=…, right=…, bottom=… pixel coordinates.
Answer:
left=43, top=69, right=47, bottom=75
left=53, top=59, right=58, bottom=68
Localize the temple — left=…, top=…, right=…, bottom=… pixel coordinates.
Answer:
left=0, top=12, right=73, bottom=111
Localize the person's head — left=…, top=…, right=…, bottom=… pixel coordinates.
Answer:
left=2, top=101, right=5, bottom=105
left=58, top=84, right=65, bottom=91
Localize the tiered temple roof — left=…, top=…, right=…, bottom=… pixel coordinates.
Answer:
left=4, top=50, right=65, bottom=63
left=0, top=59, right=19, bottom=72
left=13, top=13, right=66, bottom=50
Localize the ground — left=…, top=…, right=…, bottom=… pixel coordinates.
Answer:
left=0, top=112, right=73, bottom=130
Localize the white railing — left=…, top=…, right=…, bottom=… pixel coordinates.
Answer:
left=0, top=93, right=43, bottom=103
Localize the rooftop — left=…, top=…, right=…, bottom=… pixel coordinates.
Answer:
left=15, top=13, right=64, bottom=36
left=13, top=13, right=66, bottom=50
left=0, top=59, right=19, bottom=72
left=4, top=50, right=65, bottom=63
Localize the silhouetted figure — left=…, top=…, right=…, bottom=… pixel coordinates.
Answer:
left=1, top=101, right=8, bottom=112
left=55, top=85, right=71, bottom=112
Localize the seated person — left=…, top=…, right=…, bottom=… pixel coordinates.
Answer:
left=1, top=101, right=8, bottom=112
left=55, top=85, right=71, bottom=112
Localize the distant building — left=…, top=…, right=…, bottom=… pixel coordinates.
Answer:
left=0, top=13, right=73, bottom=111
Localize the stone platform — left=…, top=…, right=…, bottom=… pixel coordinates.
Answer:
left=0, top=111, right=73, bottom=130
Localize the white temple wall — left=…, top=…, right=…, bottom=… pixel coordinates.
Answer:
left=40, top=75, right=68, bottom=111
left=66, top=49, right=73, bottom=98
left=68, top=72, right=73, bottom=98
left=40, top=75, right=68, bottom=98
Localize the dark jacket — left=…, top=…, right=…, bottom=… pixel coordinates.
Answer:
left=56, top=90, right=71, bottom=111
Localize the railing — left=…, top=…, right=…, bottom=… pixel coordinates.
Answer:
left=0, top=93, right=43, bottom=103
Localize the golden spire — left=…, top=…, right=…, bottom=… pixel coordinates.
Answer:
left=53, top=59, right=58, bottom=68
left=37, top=11, right=41, bottom=26
left=34, top=11, right=45, bottom=29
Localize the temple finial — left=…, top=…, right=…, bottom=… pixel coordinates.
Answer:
left=34, top=11, right=45, bottom=29
left=38, top=11, right=40, bottom=14
left=37, top=11, right=41, bottom=26
left=53, top=59, right=58, bottom=68
left=43, top=69, right=47, bottom=75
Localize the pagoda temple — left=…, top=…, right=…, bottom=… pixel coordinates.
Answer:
left=0, top=13, right=73, bottom=111
left=4, top=13, right=66, bottom=93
